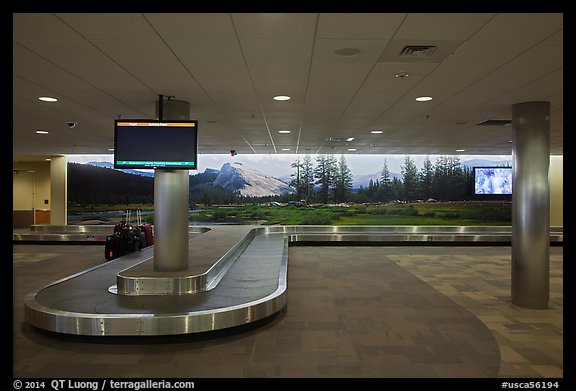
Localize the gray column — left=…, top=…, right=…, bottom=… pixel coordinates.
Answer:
left=511, top=101, right=550, bottom=309
left=153, top=99, right=191, bottom=272
left=154, top=169, right=189, bottom=271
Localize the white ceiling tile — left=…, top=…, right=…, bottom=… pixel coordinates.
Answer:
left=92, top=39, right=179, bottom=63
left=12, top=13, right=563, bottom=156
left=166, top=38, right=242, bottom=61
left=343, top=92, right=399, bottom=119
left=448, top=40, right=535, bottom=65
left=13, top=43, right=50, bottom=66
left=313, top=39, right=389, bottom=63
left=62, top=63, right=151, bottom=92
left=309, top=62, right=373, bottom=83
left=232, top=13, right=317, bottom=38
left=240, top=39, right=313, bottom=62
left=200, top=79, right=253, bottom=93
left=547, top=30, right=563, bottom=41
left=14, top=65, right=98, bottom=95
left=360, top=62, right=439, bottom=93
left=63, top=91, right=149, bottom=116
left=261, top=103, right=304, bottom=115
left=248, top=62, right=310, bottom=82
left=13, top=13, right=83, bottom=40
left=144, top=13, right=235, bottom=39
left=470, top=69, right=563, bottom=115
left=395, top=13, right=495, bottom=40
left=491, top=40, right=562, bottom=82
left=317, top=13, right=406, bottom=39
left=17, top=40, right=113, bottom=65
left=56, top=13, right=157, bottom=39
left=184, top=61, right=251, bottom=84
left=471, top=13, right=563, bottom=41
left=253, top=79, right=308, bottom=94
left=121, top=62, right=193, bottom=81
left=209, top=92, right=259, bottom=109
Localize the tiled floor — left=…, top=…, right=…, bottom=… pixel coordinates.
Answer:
left=389, top=247, right=563, bottom=378
left=13, top=242, right=562, bottom=378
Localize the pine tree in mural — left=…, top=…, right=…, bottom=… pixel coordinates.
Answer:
left=301, top=154, right=315, bottom=203
left=290, top=154, right=317, bottom=203
left=401, top=155, right=420, bottom=201
left=290, top=156, right=304, bottom=200
left=379, top=158, right=393, bottom=202
left=333, top=155, right=353, bottom=203
left=420, top=155, right=434, bottom=200
left=314, top=154, right=337, bottom=204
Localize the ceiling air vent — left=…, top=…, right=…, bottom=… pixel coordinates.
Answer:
left=326, top=137, right=354, bottom=142
left=399, top=45, right=437, bottom=57
left=476, top=119, right=512, bottom=126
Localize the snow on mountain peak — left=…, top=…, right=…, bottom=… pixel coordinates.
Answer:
left=213, top=162, right=294, bottom=197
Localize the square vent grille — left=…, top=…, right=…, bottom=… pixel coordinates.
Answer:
left=326, top=137, right=354, bottom=142
left=476, top=119, right=512, bottom=126
left=399, top=45, right=437, bottom=57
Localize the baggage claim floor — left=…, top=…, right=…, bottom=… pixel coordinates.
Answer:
left=13, top=225, right=563, bottom=378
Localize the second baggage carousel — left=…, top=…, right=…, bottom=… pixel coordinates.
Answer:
left=24, top=225, right=563, bottom=337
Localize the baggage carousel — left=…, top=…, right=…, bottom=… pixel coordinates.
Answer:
left=22, top=225, right=563, bottom=337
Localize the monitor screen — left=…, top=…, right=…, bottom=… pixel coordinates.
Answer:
left=114, top=120, right=198, bottom=170
left=474, top=167, right=512, bottom=195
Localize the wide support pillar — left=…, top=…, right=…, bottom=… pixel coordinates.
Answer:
left=154, top=169, right=189, bottom=271
left=153, top=99, right=191, bottom=272
left=511, top=101, right=550, bottom=309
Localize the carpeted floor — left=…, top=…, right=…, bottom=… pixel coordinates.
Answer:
left=12, top=242, right=562, bottom=378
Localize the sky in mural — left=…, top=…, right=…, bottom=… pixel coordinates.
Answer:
left=67, top=153, right=512, bottom=178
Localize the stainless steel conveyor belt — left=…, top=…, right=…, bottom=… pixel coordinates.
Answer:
left=23, top=225, right=563, bottom=336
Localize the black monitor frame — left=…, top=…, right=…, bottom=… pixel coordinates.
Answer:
left=472, top=166, right=512, bottom=201
left=113, top=119, right=198, bottom=170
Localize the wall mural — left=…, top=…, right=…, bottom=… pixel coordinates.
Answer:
left=67, top=154, right=512, bottom=226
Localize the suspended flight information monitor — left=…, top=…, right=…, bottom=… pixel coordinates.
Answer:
left=114, top=120, right=198, bottom=170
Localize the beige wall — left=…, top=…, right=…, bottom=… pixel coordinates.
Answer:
left=50, top=156, right=68, bottom=225
left=13, top=161, right=51, bottom=210
left=549, top=156, right=563, bottom=227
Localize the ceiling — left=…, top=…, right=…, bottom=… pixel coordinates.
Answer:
left=13, top=13, right=563, bottom=160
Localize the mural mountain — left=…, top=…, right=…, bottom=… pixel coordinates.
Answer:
left=213, top=162, right=295, bottom=197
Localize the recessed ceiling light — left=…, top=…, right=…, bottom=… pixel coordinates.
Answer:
left=347, top=148, right=357, bottom=151
left=281, top=148, right=291, bottom=151
left=334, top=48, right=362, bottom=57
left=39, top=96, right=58, bottom=102
left=45, top=158, right=51, bottom=161
left=395, top=72, right=409, bottom=78
left=456, top=149, right=466, bottom=152
left=36, top=130, right=49, bottom=134
left=415, top=96, right=433, bottom=102
left=370, top=130, right=383, bottom=134
left=278, top=130, right=291, bottom=134
left=273, top=95, right=291, bottom=101
left=108, top=148, right=115, bottom=151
